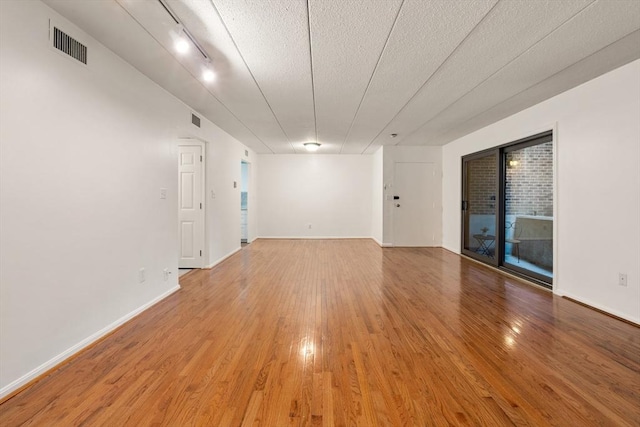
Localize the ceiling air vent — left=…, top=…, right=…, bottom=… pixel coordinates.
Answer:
left=191, top=114, right=201, bottom=128
left=52, top=27, right=87, bottom=64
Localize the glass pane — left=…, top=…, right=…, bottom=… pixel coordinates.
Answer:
left=504, top=141, right=553, bottom=279
left=463, top=153, right=497, bottom=261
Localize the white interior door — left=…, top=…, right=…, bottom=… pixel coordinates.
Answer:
left=179, top=144, right=204, bottom=268
left=392, top=162, right=437, bottom=247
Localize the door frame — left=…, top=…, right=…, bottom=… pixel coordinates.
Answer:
left=240, top=160, right=250, bottom=244
left=178, top=138, right=206, bottom=268
left=460, top=129, right=556, bottom=288
left=460, top=150, right=501, bottom=266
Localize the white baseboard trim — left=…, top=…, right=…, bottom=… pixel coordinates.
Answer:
left=442, top=244, right=460, bottom=254
left=256, top=236, right=372, bottom=240
left=553, top=290, right=639, bottom=325
left=371, top=238, right=393, bottom=247
left=0, top=285, right=181, bottom=400
left=205, top=247, right=242, bottom=269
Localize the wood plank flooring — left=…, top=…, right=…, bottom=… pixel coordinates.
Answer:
left=1, top=239, right=638, bottom=426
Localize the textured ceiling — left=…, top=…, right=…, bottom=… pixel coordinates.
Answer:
left=44, top=0, right=640, bottom=154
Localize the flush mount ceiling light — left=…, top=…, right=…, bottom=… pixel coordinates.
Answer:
left=303, top=142, right=321, bottom=152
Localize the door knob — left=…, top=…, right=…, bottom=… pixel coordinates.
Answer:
left=395, top=203, right=400, bottom=207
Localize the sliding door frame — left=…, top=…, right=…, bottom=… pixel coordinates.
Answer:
left=461, top=130, right=554, bottom=288
left=461, top=149, right=501, bottom=266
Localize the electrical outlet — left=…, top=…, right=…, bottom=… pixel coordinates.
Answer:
left=138, top=268, right=145, bottom=283
left=618, top=273, right=627, bottom=287
left=160, top=188, right=167, bottom=199
left=163, top=268, right=170, bottom=281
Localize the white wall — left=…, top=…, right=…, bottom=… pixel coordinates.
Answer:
left=257, top=155, right=373, bottom=238
left=205, top=137, right=256, bottom=267
left=0, top=0, right=253, bottom=396
left=371, top=148, right=384, bottom=244
left=442, top=60, right=640, bottom=323
left=382, top=146, right=443, bottom=246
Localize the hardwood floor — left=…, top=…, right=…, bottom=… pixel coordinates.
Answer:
left=1, top=239, right=638, bottom=426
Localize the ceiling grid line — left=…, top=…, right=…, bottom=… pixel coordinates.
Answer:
left=114, top=0, right=276, bottom=154
left=338, top=0, right=406, bottom=154
left=426, top=28, right=640, bottom=145
left=47, top=0, right=640, bottom=154
left=397, top=0, right=598, bottom=146
left=358, top=0, right=503, bottom=154
left=306, top=0, right=318, bottom=145
left=207, top=0, right=297, bottom=153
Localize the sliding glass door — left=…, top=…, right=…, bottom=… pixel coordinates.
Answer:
left=462, top=151, right=499, bottom=265
left=502, top=136, right=553, bottom=282
left=462, top=131, right=553, bottom=287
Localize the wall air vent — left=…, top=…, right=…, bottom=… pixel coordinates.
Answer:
left=191, top=114, right=201, bottom=128
left=52, top=27, right=87, bottom=64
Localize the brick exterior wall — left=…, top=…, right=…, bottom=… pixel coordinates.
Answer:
left=505, top=141, right=553, bottom=217
left=467, top=154, right=497, bottom=215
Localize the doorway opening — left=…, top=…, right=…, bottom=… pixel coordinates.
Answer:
left=461, top=131, right=554, bottom=287
left=240, top=161, right=249, bottom=246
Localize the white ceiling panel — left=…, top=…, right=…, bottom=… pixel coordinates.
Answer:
left=165, top=0, right=295, bottom=153
left=40, top=0, right=640, bottom=155
left=341, top=0, right=498, bottom=154
left=212, top=0, right=315, bottom=152
left=308, top=0, right=403, bottom=153
left=401, top=0, right=640, bottom=146
left=370, top=0, right=594, bottom=149
left=422, top=29, right=640, bottom=148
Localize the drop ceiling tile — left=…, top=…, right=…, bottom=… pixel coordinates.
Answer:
left=418, top=29, right=640, bottom=147
left=402, top=0, right=640, bottom=145
left=42, top=0, right=640, bottom=155
left=340, top=0, right=498, bottom=154
left=164, top=0, right=294, bottom=152
left=369, top=0, right=593, bottom=150
left=213, top=0, right=315, bottom=148
left=308, top=0, right=403, bottom=150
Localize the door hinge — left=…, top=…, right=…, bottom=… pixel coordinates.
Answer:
left=200, top=250, right=202, bottom=257
left=462, top=201, right=468, bottom=211
left=200, top=155, right=203, bottom=162
left=200, top=202, right=202, bottom=209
